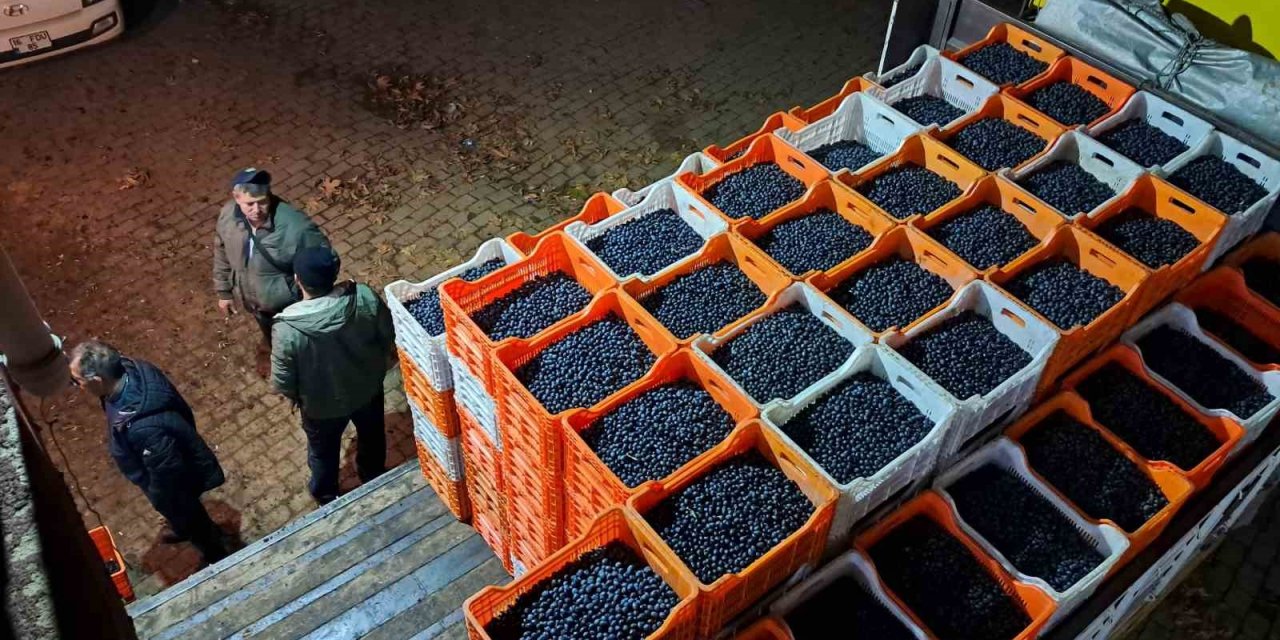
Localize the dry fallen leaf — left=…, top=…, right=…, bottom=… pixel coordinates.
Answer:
left=118, top=168, right=150, bottom=191
left=319, top=176, right=342, bottom=197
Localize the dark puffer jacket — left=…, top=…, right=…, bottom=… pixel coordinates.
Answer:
left=105, top=359, right=225, bottom=511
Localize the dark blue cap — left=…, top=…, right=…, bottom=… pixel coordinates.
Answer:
left=230, top=167, right=271, bottom=189
left=294, top=246, right=341, bottom=290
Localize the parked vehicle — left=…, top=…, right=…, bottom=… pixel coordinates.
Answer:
left=0, top=0, right=123, bottom=70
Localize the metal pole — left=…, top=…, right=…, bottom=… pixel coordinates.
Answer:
left=0, top=244, right=68, bottom=397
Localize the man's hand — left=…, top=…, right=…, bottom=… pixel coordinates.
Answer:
left=218, top=299, right=237, bottom=316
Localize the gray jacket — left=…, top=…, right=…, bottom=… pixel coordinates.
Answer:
left=271, top=282, right=396, bottom=419
left=212, top=198, right=331, bottom=314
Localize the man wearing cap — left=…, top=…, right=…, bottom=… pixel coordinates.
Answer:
left=271, top=246, right=396, bottom=505
left=213, top=168, right=332, bottom=378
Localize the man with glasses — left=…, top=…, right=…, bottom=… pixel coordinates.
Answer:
left=69, top=340, right=229, bottom=566
left=213, top=168, right=332, bottom=378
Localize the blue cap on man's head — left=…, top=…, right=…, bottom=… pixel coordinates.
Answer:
left=230, top=167, right=272, bottom=190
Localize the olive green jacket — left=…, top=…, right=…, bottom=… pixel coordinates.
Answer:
left=271, top=282, right=396, bottom=419
left=212, top=198, right=331, bottom=314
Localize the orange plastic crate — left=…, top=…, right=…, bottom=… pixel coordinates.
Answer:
left=932, top=93, right=1066, bottom=166
left=561, top=349, right=759, bottom=541
left=705, top=111, right=809, bottom=163
left=1176, top=268, right=1280, bottom=371
left=1223, top=231, right=1280, bottom=313
left=439, top=231, right=616, bottom=391
left=399, top=349, right=460, bottom=438
left=789, top=76, right=880, bottom=123
left=1005, top=392, right=1195, bottom=559
left=838, top=133, right=987, bottom=223
left=493, top=289, right=677, bottom=567
left=507, top=192, right=627, bottom=254
left=736, top=179, right=897, bottom=279
left=678, top=134, right=831, bottom=224
left=808, top=225, right=977, bottom=338
left=854, top=492, right=1056, bottom=640
left=89, top=526, right=134, bottom=603
left=1080, top=175, right=1227, bottom=314
left=915, top=175, right=1065, bottom=275
left=464, top=508, right=701, bottom=640
left=630, top=420, right=838, bottom=638
left=734, top=617, right=792, bottom=640
left=1060, top=345, right=1245, bottom=489
left=623, top=233, right=793, bottom=346
left=1009, top=56, right=1136, bottom=129
left=461, top=407, right=510, bottom=571
left=943, top=22, right=1066, bottom=88
left=415, top=439, right=471, bottom=522
left=989, top=225, right=1149, bottom=389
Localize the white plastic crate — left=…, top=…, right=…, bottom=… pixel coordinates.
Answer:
left=872, top=55, right=999, bottom=127
left=448, top=352, right=500, bottom=449
left=934, top=438, right=1130, bottom=622
left=410, top=402, right=464, bottom=482
left=764, top=344, right=958, bottom=545
left=385, top=238, right=524, bottom=392
left=1009, top=131, right=1145, bottom=220
left=883, top=281, right=1060, bottom=461
left=611, top=152, right=721, bottom=207
left=691, top=282, right=874, bottom=409
left=866, top=44, right=940, bottom=89
left=776, top=92, right=922, bottom=176
left=768, top=550, right=929, bottom=639
left=1120, top=303, right=1280, bottom=447
left=1086, top=91, right=1213, bottom=172
left=1158, top=131, right=1280, bottom=264
left=565, top=181, right=728, bottom=283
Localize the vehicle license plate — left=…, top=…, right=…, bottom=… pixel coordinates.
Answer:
left=10, top=31, right=52, bottom=53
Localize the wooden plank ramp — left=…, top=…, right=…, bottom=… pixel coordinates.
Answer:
left=127, top=462, right=508, bottom=639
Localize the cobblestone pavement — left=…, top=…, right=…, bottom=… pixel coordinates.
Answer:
left=1126, top=492, right=1280, bottom=640
left=0, top=0, right=887, bottom=598
left=0, top=0, right=1274, bottom=634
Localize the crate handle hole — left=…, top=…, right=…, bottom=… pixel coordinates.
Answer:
left=1092, top=152, right=1115, bottom=167
left=955, top=74, right=975, bottom=88
left=1015, top=113, right=1039, bottom=128
left=1169, top=196, right=1196, bottom=214
left=687, top=204, right=707, bottom=220
left=1000, top=307, right=1027, bottom=328
left=1236, top=152, right=1263, bottom=170
left=1086, top=75, right=1109, bottom=89
left=921, top=250, right=947, bottom=269
left=820, top=310, right=839, bottom=326
left=705, top=377, right=726, bottom=395
left=1021, top=39, right=1043, bottom=53
left=788, top=157, right=808, bottom=172
left=1158, top=111, right=1185, bottom=127
left=895, top=376, right=916, bottom=392
left=1013, top=197, right=1037, bottom=214
left=878, top=113, right=897, bottom=126
left=937, top=154, right=961, bottom=170
left=1089, top=248, right=1118, bottom=267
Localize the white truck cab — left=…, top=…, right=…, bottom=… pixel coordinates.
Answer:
left=0, top=0, right=123, bottom=70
